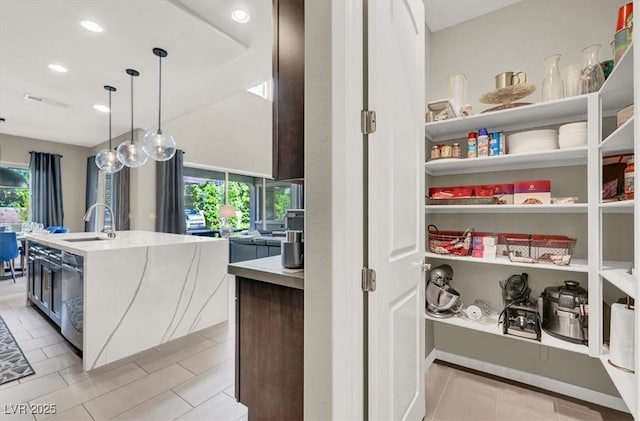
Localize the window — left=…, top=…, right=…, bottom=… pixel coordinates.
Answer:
left=183, top=167, right=303, bottom=232
left=0, top=167, right=30, bottom=224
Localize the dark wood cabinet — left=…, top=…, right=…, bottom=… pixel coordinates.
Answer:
left=272, top=0, right=304, bottom=181
left=235, top=276, right=304, bottom=420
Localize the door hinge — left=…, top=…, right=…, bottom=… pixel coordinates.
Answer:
left=423, top=258, right=431, bottom=273
left=361, top=110, right=376, bottom=134
left=362, top=267, right=376, bottom=292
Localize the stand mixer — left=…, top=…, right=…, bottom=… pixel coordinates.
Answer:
left=426, top=264, right=463, bottom=318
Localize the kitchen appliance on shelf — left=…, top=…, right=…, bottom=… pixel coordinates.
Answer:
left=499, top=273, right=541, bottom=341
left=426, top=264, right=463, bottom=318
left=541, top=280, right=588, bottom=344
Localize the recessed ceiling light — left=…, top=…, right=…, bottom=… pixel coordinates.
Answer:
left=231, top=9, right=250, bottom=23
left=80, top=20, right=103, bottom=33
left=48, top=63, right=68, bottom=73
left=93, top=104, right=110, bottom=113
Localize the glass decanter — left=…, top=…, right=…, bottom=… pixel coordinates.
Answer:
left=580, top=44, right=605, bottom=94
left=541, top=54, right=564, bottom=102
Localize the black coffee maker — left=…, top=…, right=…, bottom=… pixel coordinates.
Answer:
left=499, top=273, right=541, bottom=341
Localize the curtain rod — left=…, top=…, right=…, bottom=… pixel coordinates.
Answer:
left=29, top=151, right=63, bottom=158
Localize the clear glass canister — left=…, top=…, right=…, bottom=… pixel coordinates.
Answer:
left=452, top=143, right=461, bottom=158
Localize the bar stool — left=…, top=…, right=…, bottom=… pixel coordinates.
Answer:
left=0, top=232, right=19, bottom=282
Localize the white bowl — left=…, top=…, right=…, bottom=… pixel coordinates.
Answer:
left=507, top=129, right=558, bottom=154
left=559, top=121, right=587, bottom=133
left=559, top=133, right=587, bottom=148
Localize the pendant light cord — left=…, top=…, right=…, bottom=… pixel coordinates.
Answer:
left=130, top=73, right=134, bottom=144
left=157, top=54, right=162, bottom=132
left=108, top=90, right=113, bottom=150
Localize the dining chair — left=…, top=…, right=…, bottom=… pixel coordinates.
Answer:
left=0, top=232, right=19, bottom=282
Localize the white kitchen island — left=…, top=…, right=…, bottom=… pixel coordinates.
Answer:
left=25, top=230, right=228, bottom=370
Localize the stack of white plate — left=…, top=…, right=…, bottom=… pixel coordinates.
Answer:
left=558, top=121, right=587, bottom=148
left=507, top=129, right=559, bottom=154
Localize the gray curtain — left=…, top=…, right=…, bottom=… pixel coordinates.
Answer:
left=85, top=156, right=98, bottom=232
left=112, top=167, right=130, bottom=230
left=29, top=152, right=64, bottom=227
left=156, top=150, right=186, bottom=234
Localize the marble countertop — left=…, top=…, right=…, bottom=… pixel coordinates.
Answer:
left=25, top=230, right=225, bottom=257
left=228, top=256, right=304, bottom=290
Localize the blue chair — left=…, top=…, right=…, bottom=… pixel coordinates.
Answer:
left=0, top=232, right=19, bottom=282
left=46, top=226, right=69, bottom=234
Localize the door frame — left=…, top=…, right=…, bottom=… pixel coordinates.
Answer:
left=304, top=1, right=365, bottom=420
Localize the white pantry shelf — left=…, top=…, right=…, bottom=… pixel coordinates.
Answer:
left=600, top=269, right=636, bottom=297
left=599, top=117, right=634, bottom=154
left=425, top=204, right=587, bottom=214
left=600, top=200, right=634, bottom=213
left=424, top=147, right=587, bottom=176
left=425, top=252, right=590, bottom=273
left=598, top=354, right=636, bottom=414
left=424, top=95, right=590, bottom=142
left=425, top=313, right=589, bottom=355
left=601, top=45, right=634, bottom=114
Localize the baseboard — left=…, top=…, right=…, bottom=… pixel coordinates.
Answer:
left=424, top=348, right=436, bottom=370
left=434, top=350, right=629, bottom=413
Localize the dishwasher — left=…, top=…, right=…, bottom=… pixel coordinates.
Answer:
left=61, top=252, right=84, bottom=350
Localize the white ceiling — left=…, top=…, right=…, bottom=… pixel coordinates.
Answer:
left=425, top=0, right=522, bottom=32
left=0, top=0, right=272, bottom=147
left=0, top=0, right=521, bottom=147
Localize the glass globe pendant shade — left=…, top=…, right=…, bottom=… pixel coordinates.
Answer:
left=142, top=130, right=176, bottom=161
left=116, top=140, right=148, bottom=167
left=95, top=149, right=124, bottom=174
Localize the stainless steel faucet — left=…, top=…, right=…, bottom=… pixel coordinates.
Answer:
left=83, top=203, right=117, bottom=239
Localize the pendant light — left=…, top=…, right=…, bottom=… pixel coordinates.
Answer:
left=116, top=68, right=147, bottom=167
left=95, top=85, right=124, bottom=173
left=142, top=48, right=176, bottom=161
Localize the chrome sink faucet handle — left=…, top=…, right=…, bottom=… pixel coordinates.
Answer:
left=83, top=203, right=117, bottom=239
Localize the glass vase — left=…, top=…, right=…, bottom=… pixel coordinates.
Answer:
left=580, top=44, right=605, bottom=94
left=541, top=54, right=564, bottom=102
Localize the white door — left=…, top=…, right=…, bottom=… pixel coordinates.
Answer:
left=367, top=0, right=425, bottom=420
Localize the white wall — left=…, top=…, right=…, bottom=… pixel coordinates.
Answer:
left=0, top=133, right=89, bottom=232
left=162, top=91, right=272, bottom=177
left=425, top=0, right=626, bottom=399
left=428, top=0, right=619, bottom=113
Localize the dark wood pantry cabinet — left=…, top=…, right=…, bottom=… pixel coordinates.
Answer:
left=272, top=0, right=304, bottom=181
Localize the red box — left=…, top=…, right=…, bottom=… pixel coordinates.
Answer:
left=428, top=185, right=474, bottom=199
left=513, top=180, right=551, bottom=205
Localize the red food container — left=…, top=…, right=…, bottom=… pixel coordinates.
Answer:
left=617, top=2, right=633, bottom=31
left=513, top=180, right=551, bottom=205
left=428, top=185, right=474, bottom=198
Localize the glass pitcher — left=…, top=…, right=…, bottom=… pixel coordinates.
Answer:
left=580, top=44, right=605, bottom=94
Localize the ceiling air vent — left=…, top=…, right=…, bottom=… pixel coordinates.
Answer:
left=23, top=94, right=70, bottom=108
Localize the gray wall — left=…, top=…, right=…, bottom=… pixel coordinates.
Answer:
left=426, top=0, right=626, bottom=399
left=0, top=133, right=89, bottom=232
left=427, top=0, right=619, bottom=113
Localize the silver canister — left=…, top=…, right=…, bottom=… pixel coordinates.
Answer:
left=282, top=230, right=304, bottom=269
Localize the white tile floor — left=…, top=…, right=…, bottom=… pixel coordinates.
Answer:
left=0, top=275, right=632, bottom=421
left=0, top=276, right=247, bottom=421
left=426, top=362, right=633, bottom=421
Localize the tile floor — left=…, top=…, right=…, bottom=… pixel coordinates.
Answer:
left=426, top=362, right=633, bottom=421
left=0, top=276, right=247, bottom=421
left=0, top=275, right=633, bottom=421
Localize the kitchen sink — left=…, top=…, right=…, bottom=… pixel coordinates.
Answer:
left=63, top=237, right=109, bottom=242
